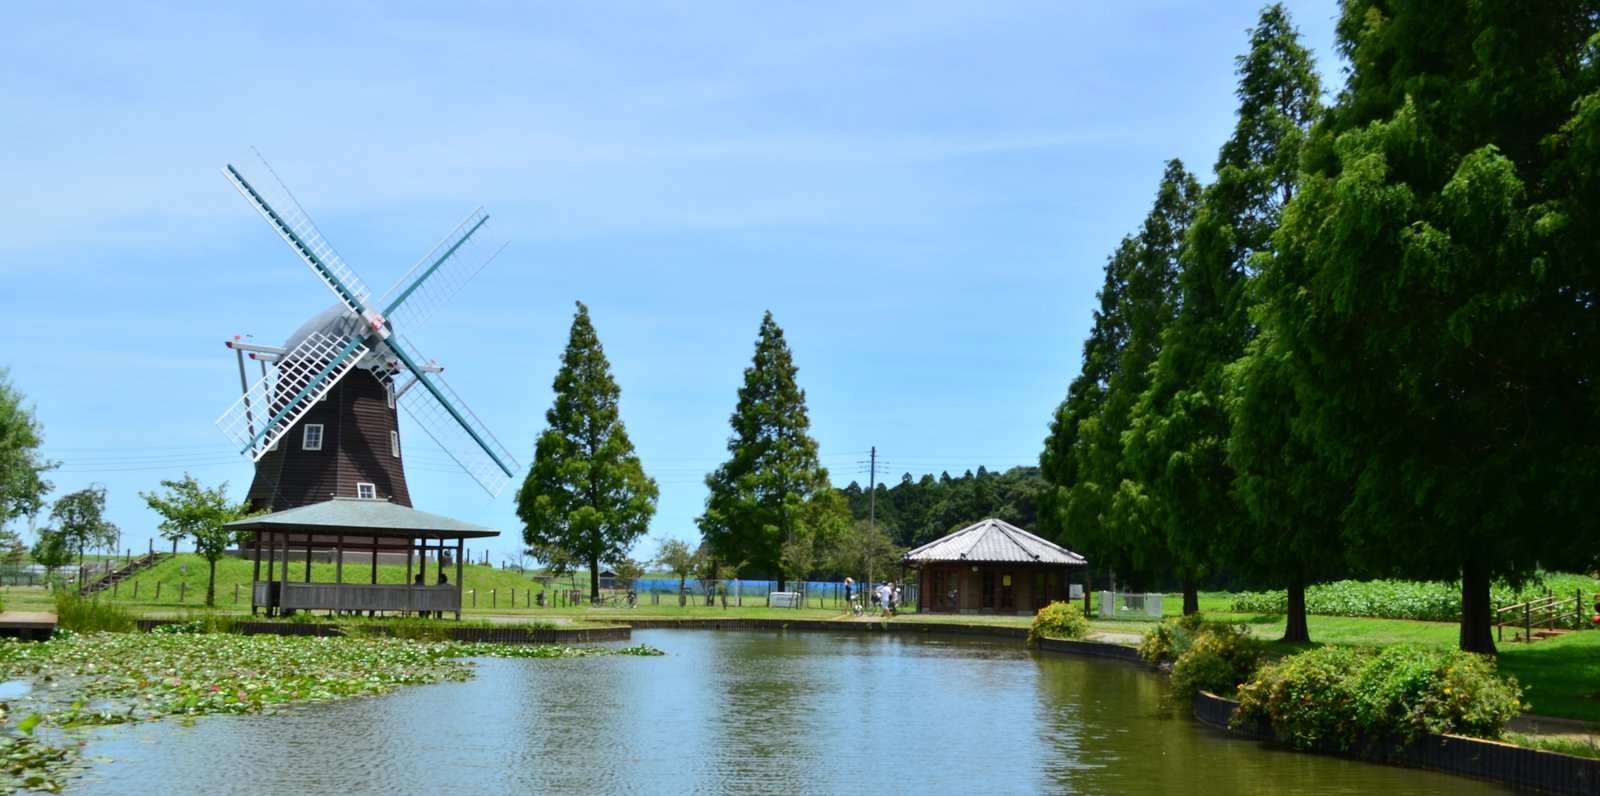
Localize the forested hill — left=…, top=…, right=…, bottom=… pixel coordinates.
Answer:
left=837, top=466, right=1046, bottom=550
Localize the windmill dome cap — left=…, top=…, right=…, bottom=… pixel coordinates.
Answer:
left=283, top=304, right=369, bottom=351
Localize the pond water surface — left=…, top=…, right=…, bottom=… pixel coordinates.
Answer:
left=68, top=629, right=1522, bottom=794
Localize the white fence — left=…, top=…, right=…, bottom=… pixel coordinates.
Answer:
left=1098, top=591, right=1163, bottom=619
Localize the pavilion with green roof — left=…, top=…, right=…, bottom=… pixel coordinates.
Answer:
left=225, top=497, right=499, bottom=619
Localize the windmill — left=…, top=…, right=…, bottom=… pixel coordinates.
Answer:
left=216, top=149, right=518, bottom=513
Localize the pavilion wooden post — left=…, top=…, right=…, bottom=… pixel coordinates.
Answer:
left=257, top=533, right=270, bottom=616
left=370, top=536, right=378, bottom=585
left=334, top=536, right=345, bottom=615
left=304, top=534, right=313, bottom=583
left=405, top=537, right=415, bottom=617
left=249, top=530, right=262, bottom=620
left=455, top=538, right=465, bottom=620
left=279, top=534, right=289, bottom=615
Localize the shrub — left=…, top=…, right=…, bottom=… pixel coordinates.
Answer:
left=1028, top=601, right=1090, bottom=645
left=1137, top=612, right=1208, bottom=665
left=1233, top=645, right=1523, bottom=750
left=53, top=591, right=136, bottom=633
left=1169, top=623, right=1266, bottom=702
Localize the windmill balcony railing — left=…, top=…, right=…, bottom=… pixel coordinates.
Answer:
left=254, top=581, right=461, bottom=614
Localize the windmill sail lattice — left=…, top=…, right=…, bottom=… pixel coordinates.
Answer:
left=216, top=150, right=518, bottom=500
left=224, top=151, right=376, bottom=320
left=217, top=329, right=370, bottom=458
left=379, top=208, right=507, bottom=334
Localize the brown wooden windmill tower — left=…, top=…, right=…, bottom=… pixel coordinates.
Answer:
left=216, top=150, right=518, bottom=514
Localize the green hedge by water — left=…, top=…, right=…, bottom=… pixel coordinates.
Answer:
left=1233, top=645, right=1523, bottom=749
left=1228, top=574, right=1599, bottom=622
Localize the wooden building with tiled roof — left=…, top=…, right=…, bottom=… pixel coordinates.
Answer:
left=903, top=518, right=1087, bottom=615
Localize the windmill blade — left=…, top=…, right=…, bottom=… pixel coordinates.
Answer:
left=378, top=207, right=507, bottom=333
left=223, top=149, right=378, bottom=323
left=389, top=334, right=519, bottom=496
left=216, top=329, right=370, bottom=459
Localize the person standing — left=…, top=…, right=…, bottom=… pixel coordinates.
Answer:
left=877, top=582, right=893, bottom=617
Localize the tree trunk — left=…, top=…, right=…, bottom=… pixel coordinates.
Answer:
left=1460, top=557, right=1496, bottom=655
left=1182, top=578, right=1199, bottom=615
left=207, top=559, right=217, bottom=607
left=1281, top=578, right=1310, bottom=644
left=589, top=554, right=601, bottom=603
left=1128, top=573, right=1149, bottom=594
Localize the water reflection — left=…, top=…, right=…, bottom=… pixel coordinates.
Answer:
left=68, top=630, right=1521, bottom=795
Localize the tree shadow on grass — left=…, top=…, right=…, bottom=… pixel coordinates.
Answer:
left=1236, top=613, right=1284, bottom=626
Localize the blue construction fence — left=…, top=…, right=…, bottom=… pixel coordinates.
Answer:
left=629, top=579, right=919, bottom=610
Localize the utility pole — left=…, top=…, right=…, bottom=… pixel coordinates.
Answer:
left=868, top=446, right=877, bottom=532
left=866, top=446, right=877, bottom=592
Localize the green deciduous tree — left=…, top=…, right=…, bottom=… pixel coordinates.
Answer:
left=699, top=312, right=846, bottom=589
left=48, top=484, right=119, bottom=583
left=839, top=466, right=1046, bottom=549
left=140, top=473, right=254, bottom=607
left=517, top=302, right=659, bottom=602
left=31, top=527, right=71, bottom=577
left=1251, top=0, right=1600, bottom=654
left=0, top=368, right=57, bottom=532
left=827, top=518, right=903, bottom=596
left=1126, top=4, right=1323, bottom=624
left=654, top=537, right=700, bottom=605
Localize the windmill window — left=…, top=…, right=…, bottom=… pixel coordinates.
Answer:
left=390, top=430, right=400, bottom=458
left=387, top=384, right=395, bottom=409
left=302, top=424, right=324, bottom=451
left=357, top=482, right=376, bottom=500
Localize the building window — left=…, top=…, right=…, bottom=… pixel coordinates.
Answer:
left=387, top=383, right=395, bottom=409
left=390, top=430, right=400, bottom=458
left=357, top=482, right=376, bottom=500
left=302, top=424, right=323, bottom=451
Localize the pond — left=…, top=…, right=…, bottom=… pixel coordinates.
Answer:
left=66, top=630, right=1521, bottom=794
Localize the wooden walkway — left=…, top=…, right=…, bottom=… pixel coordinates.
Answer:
left=0, top=612, right=56, bottom=641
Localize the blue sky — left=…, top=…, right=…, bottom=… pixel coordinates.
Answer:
left=1, top=1, right=1341, bottom=567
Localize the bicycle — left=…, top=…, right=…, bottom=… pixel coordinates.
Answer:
left=592, top=590, right=638, bottom=609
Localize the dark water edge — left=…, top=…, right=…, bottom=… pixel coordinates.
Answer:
left=64, top=629, right=1526, bottom=795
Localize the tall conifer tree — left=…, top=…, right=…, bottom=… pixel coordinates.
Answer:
left=700, top=312, right=844, bottom=589
left=1253, top=0, right=1600, bottom=653
left=1044, top=161, right=1199, bottom=592
left=517, top=302, right=658, bottom=601
left=1126, top=5, right=1323, bottom=623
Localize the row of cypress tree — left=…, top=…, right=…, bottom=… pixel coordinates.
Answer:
left=1039, top=1, right=1600, bottom=654
left=517, top=305, right=843, bottom=598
